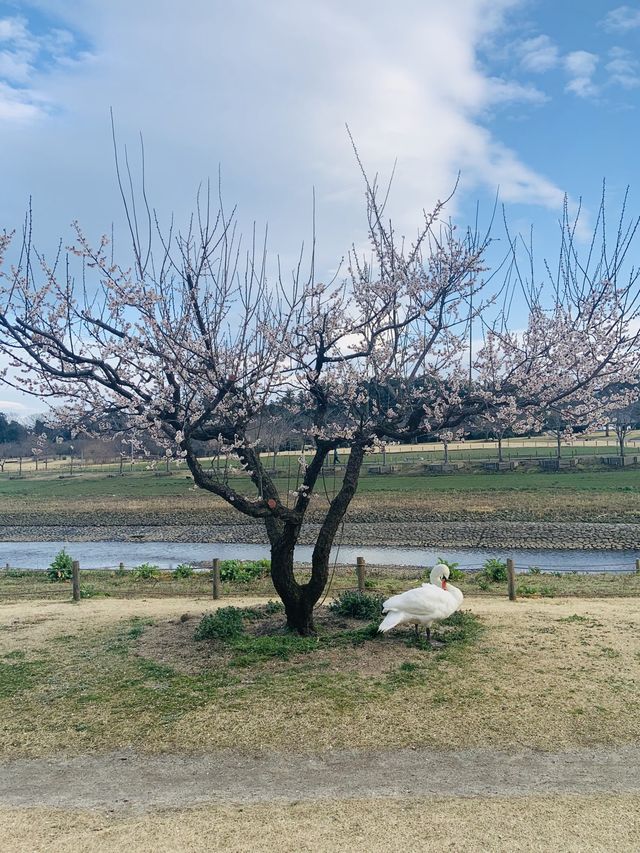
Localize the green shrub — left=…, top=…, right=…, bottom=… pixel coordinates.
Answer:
left=47, top=549, right=73, bottom=582
left=481, top=558, right=508, bottom=583
left=195, top=607, right=246, bottom=641
left=437, top=558, right=465, bottom=581
left=528, top=566, right=542, bottom=575
left=218, top=559, right=270, bottom=583
left=265, top=599, right=284, bottom=615
left=422, top=558, right=464, bottom=582
left=517, top=584, right=538, bottom=596
left=131, top=562, right=161, bottom=580
left=172, top=563, right=195, bottom=579
left=329, top=590, right=385, bottom=620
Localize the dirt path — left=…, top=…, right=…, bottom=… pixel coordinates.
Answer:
left=2, top=746, right=640, bottom=811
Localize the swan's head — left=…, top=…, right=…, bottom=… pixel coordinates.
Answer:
left=430, top=563, right=450, bottom=589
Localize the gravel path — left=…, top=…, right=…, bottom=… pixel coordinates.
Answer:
left=2, top=746, right=640, bottom=811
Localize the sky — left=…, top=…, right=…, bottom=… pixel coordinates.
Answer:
left=1, top=0, right=640, bottom=415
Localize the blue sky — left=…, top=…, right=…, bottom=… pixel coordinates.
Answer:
left=1, top=0, right=640, bottom=415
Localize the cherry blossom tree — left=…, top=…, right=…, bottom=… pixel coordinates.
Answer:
left=1, top=180, right=640, bottom=634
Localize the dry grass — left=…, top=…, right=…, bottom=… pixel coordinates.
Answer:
left=1, top=794, right=639, bottom=852
left=1, top=595, right=639, bottom=758
left=174, top=596, right=640, bottom=755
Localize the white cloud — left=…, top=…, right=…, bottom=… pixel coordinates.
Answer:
left=0, top=13, right=79, bottom=121
left=486, top=77, right=548, bottom=104
left=606, top=47, right=640, bottom=89
left=515, top=32, right=640, bottom=101
left=0, top=0, right=567, bottom=284
left=0, top=16, right=29, bottom=41
left=564, top=50, right=599, bottom=98
left=518, top=35, right=559, bottom=72
left=0, top=80, right=47, bottom=121
left=602, top=5, right=640, bottom=33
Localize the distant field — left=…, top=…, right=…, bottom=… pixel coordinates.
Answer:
left=1, top=464, right=640, bottom=525
left=2, top=465, right=640, bottom=499
left=3, top=429, right=640, bottom=476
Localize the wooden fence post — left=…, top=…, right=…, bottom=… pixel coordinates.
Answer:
left=357, top=556, right=366, bottom=593
left=72, top=560, right=81, bottom=602
left=635, top=558, right=640, bottom=575
left=212, top=558, right=221, bottom=600
left=507, top=558, right=516, bottom=601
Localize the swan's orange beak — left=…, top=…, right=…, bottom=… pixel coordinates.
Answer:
left=441, top=578, right=448, bottom=590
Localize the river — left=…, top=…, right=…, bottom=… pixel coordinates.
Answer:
left=1, top=541, right=638, bottom=573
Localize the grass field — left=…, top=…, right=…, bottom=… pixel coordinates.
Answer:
left=1, top=464, right=640, bottom=525
left=2, top=577, right=639, bottom=850
left=1, top=593, right=639, bottom=759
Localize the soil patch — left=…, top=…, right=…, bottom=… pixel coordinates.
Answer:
left=135, top=605, right=432, bottom=678
left=2, top=745, right=640, bottom=810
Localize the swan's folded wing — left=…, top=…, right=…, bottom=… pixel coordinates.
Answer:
left=382, top=586, right=451, bottom=615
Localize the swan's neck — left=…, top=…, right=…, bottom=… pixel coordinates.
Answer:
left=429, top=566, right=444, bottom=585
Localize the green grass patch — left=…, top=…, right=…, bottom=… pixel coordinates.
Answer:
left=329, top=590, right=385, bottom=620
left=0, top=659, right=49, bottom=699
left=405, top=610, right=483, bottom=653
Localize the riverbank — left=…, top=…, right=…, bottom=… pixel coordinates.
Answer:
left=3, top=520, right=640, bottom=549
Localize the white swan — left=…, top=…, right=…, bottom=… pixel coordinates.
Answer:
left=378, top=563, right=464, bottom=641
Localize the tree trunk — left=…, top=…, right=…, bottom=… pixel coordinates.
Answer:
left=265, top=443, right=367, bottom=636
left=497, top=436, right=503, bottom=463
left=443, top=442, right=449, bottom=464
left=269, top=523, right=317, bottom=635
left=620, top=434, right=625, bottom=458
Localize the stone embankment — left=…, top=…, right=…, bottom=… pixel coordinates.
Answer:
left=1, top=521, right=640, bottom=549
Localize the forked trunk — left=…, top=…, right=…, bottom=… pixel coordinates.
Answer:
left=269, top=523, right=320, bottom=636
left=266, top=443, right=367, bottom=636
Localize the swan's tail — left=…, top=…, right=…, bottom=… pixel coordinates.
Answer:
left=378, top=609, right=406, bottom=633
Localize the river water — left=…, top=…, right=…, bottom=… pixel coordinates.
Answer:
left=0, top=541, right=638, bottom=573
